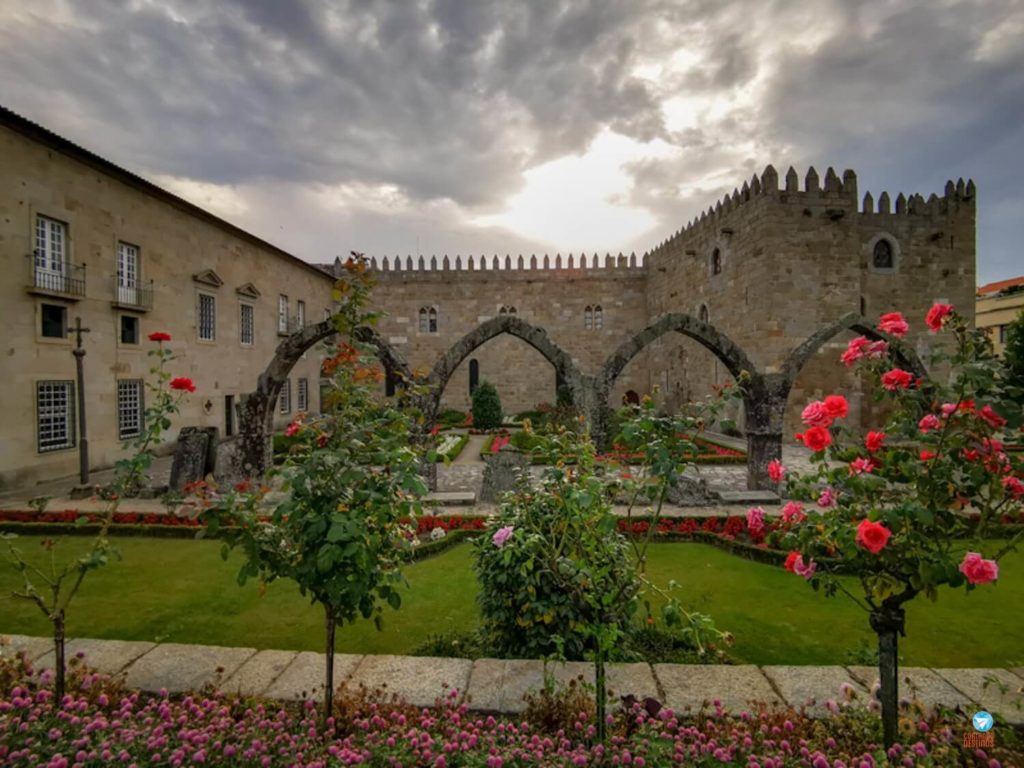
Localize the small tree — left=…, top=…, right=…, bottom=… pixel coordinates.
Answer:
left=201, top=255, right=426, bottom=731
left=2, top=334, right=191, bottom=699
left=471, top=380, right=503, bottom=430
left=779, top=305, right=1024, bottom=747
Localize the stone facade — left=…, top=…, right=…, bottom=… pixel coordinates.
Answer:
left=0, top=108, right=333, bottom=489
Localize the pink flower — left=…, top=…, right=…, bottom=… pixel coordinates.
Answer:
left=959, top=552, right=999, bottom=585
left=285, top=421, right=301, bottom=437
left=940, top=402, right=958, bottom=417
left=866, top=340, right=889, bottom=358
left=784, top=551, right=816, bottom=580
left=746, top=507, right=765, bottom=537
left=925, top=303, right=954, bottom=332
left=865, top=431, right=886, bottom=452
left=978, top=405, right=1007, bottom=429
left=877, top=312, right=909, bottom=337
left=855, top=519, right=892, bottom=554
left=918, top=414, right=941, bottom=433
left=848, top=457, right=875, bottom=476
left=801, top=401, right=832, bottom=428
left=841, top=336, right=871, bottom=367
left=781, top=501, right=806, bottom=524
left=817, top=487, right=838, bottom=508
left=1002, top=476, right=1024, bottom=500
left=881, top=368, right=914, bottom=391
left=767, top=459, right=786, bottom=483
left=492, top=525, right=515, bottom=548
left=823, top=395, right=849, bottom=420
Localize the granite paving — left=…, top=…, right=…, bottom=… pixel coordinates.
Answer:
left=220, top=649, right=299, bottom=697
left=761, top=665, right=867, bottom=717
left=653, top=664, right=782, bottom=715
left=0, top=633, right=53, bottom=661
left=34, top=638, right=155, bottom=677
left=262, top=650, right=364, bottom=702
left=933, top=667, right=1024, bottom=726
left=846, top=665, right=977, bottom=714
left=347, top=654, right=473, bottom=709
left=122, top=642, right=257, bottom=694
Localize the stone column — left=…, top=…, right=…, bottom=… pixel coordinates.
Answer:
left=235, top=391, right=272, bottom=481
left=744, top=373, right=790, bottom=490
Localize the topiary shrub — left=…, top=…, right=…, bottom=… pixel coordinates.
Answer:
left=471, top=381, right=503, bottom=430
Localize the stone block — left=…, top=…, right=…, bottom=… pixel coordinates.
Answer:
left=123, top=642, right=257, bottom=694
left=35, top=638, right=155, bottom=677
left=169, top=426, right=217, bottom=492
left=0, top=633, right=52, bottom=662
left=221, top=649, right=299, bottom=697
left=932, top=668, right=1024, bottom=726
left=761, top=665, right=866, bottom=717
left=654, top=664, right=781, bottom=716
left=479, top=448, right=530, bottom=502
left=846, top=666, right=974, bottom=714
left=348, top=655, right=472, bottom=709
left=467, top=659, right=592, bottom=714
left=263, top=651, right=363, bottom=702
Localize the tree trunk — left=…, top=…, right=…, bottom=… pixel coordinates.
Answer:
left=324, top=610, right=336, bottom=734
left=870, top=606, right=905, bottom=748
left=53, top=609, right=66, bottom=702
left=595, top=645, right=607, bottom=743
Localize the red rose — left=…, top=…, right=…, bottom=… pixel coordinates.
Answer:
left=823, top=394, right=849, bottom=420
left=801, top=401, right=832, bottom=428
left=1002, top=476, right=1024, bottom=500
left=148, top=331, right=172, bottom=342
left=880, top=368, right=913, bottom=391
left=925, top=303, right=954, bottom=332
left=801, top=426, right=832, bottom=453
left=877, top=312, right=909, bottom=338
left=865, top=431, right=886, bottom=452
left=784, top=551, right=802, bottom=573
left=918, top=414, right=941, bottom=433
left=978, top=405, right=1007, bottom=429
left=919, top=449, right=936, bottom=461
left=855, top=519, right=892, bottom=554
left=169, top=376, right=196, bottom=393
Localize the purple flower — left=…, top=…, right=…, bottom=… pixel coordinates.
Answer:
left=492, top=526, right=515, bottom=548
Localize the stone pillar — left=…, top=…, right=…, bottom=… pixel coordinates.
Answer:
left=235, top=392, right=272, bottom=481
left=572, top=375, right=608, bottom=447
left=744, top=373, right=790, bottom=490
left=480, top=445, right=530, bottom=502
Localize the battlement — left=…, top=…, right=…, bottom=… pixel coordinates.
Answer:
left=643, top=165, right=976, bottom=263
left=355, top=251, right=646, bottom=279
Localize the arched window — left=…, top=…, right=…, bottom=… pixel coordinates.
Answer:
left=584, top=305, right=594, bottom=331
left=499, top=305, right=517, bottom=315
left=699, top=304, right=710, bottom=324
left=419, top=306, right=438, bottom=333
left=872, top=239, right=894, bottom=269
left=711, top=247, right=722, bottom=275
left=593, top=305, right=603, bottom=330
left=469, top=359, right=479, bottom=396
left=623, top=390, right=640, bottom=406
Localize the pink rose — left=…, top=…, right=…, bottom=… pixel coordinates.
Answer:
left=841, top=336, right=871, bottom=368
left=855, top=519, right=892, bottom=554
left=746, top=507, right=766, bottom=537
left=866, top=340, right=889, bottom=359
left=940, top=403, right=958, bottom=417
left=848, top=457, right=875, bottom=476
left=959, top=552, right=998, bottom=585
left=817, top=487, right=838, bottom=508
left=925, top=303, right=954, bottom=332
left=918, top=414, right=941, bottom=433
left=784, top=551, right=815, bottom=580
left=492, top=525, right=515, bottom=548
left=978, top=405, right=1007, bottom=429
left=801, top=401, right=832, bottom=428
left=285, top=421, right=301, bottom=437
left=781, top=501, right=806, bottom=524
left=767, top=460, right=786, bottom=483
left=881, top=369, right=914, bottom=391
left=877, top=312, right=909, bottom=338
left=1001, top=476, right=1024, bottom=500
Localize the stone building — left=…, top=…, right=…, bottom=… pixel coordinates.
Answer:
left=0, top=107, right=333, bottom=490
left=976, top=276, right=1024, bottom=356
left=1, top=104, right=977, bottom=490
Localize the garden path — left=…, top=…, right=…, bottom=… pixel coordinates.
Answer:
left=4, top=633, right=1021, bottom=723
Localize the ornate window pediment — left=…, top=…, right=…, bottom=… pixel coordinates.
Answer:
left=193, top=269, right=224, bottom=288
left=235, top=282, right=260, bottom=299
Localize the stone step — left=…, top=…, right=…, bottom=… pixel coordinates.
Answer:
left=715, top=489, right=781, bottom=505
left=424, top=491, right=476, bottom=506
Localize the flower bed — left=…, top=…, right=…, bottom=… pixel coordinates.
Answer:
left=1, top=654, right=1019, bottom=767
left=434, top=432, right=469, bottom=462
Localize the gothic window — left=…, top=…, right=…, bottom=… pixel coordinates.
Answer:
left=872, top=239, right=894, bottom=269
left=593, top=305, right=603, bottom=330
left=711, top=247, right=722, bottom=275
left=499, top=305, right=517, bottom=315
left=469, top=359, right=479, bottom=396
left=584, top=305, right=593, bottom=331
left=699, top=304, right=710, bottom=324
left=418, top=306, right=438, bottom=333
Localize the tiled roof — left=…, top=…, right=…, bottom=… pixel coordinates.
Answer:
left=977, top=276, right=1024, bottom=296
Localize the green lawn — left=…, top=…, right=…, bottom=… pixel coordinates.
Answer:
left=1, top=537, right=1021, bottom=667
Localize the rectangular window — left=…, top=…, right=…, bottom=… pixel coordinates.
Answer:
left=999, top=325, right=1008, bottom=344
left=278, top=295, right=289, bottom=334
left=34, top=215, right=66, bottom=275
left=37, top=380, right=75, bottom=452
left=117, top=379, right=144, bottom=440
left=41, top=303, right=67, bottom=338
left=279, top=379, right=291, bottom=414
left=240, top=303, right=255, bottom=345
left=198, top=293, right=216, bottom=341
left=297, top=300, right=305, bottom=328
left=116, top=241, right=140, bottom=305
left=297, top=378, right=308, bottom=411
left=120, top=315, right=139, bottom=345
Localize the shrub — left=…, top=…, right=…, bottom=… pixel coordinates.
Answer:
left=471, top=380, right=503, bottom=429
left=436, top=409, right=467, bottom=428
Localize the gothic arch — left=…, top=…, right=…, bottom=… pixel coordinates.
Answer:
left=781, top=312, right=928, bottom=384
left=600, top=312, right=758, bottom=396
left=425, top=315, right=585, bottom=416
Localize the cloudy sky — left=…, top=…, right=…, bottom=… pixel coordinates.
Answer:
left=1, top=0, right=1021, bottom=283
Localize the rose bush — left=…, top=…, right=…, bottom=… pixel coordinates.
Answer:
left=776, top=306, right=1024, bottom=746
